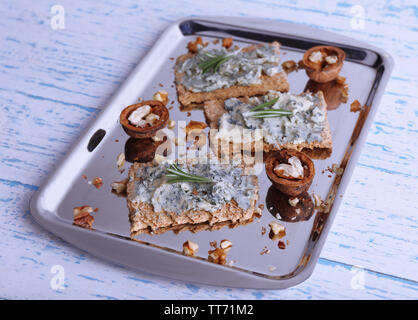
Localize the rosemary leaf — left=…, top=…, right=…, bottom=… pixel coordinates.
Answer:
left=250, top=97, right=279, bottom=111
left=165, top=164, right=213, bottom=184
left=246, top=108, right=292, bottom=119
left=198, top=54, right=231, bottom=74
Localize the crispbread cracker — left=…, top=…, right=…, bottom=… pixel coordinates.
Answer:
left=203, top=91, right=333, bottom=160
left=126, top=161, right=259, bottom=237
left=175, top=42, right=290, bottom=110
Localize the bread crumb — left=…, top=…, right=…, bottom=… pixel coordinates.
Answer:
left=282, top=60, right=298, bottom=73
left=260, top=246, right=270, bottom=255
left=183, top=240, right=199, bottom=256
left=222, top=37, right=233, bottom=49
left=253, top=207, right=262, bottom=218
left=338, top=76, right=349, bottom=103
left=187, top=36, right=208, bottom=53
left=111, top=179, right=128, bottom=196
left=168, top=119, right=176, bottom=130
left=116, top=153, right=125, bottom=173
left=73, top=206, right=97, bottom=229
left=153, top=90, right=168, bottom=105
left=90, top=177, right=103, bottom=189
left=208, top=240, right=232, bottom=265
left=208, top=247, right=228, bottom=265
left=269, top=221, right=286, bottom=240
left=350, top=100, right=362, bottom=112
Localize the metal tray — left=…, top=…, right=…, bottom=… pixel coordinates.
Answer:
left=30, top=17, right=393, bottom=289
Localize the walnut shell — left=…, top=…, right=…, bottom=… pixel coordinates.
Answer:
left=303, top=46, right=346, bottom=83
left=120, top=100, right=169, bottom=139
left=265, top=150, right=315, bottom=196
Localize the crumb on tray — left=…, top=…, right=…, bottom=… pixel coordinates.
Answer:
left=208, top=239, right=232, bottom=265
left=222, top=37, right=233, bottom=49
left=116, top=152, right=125, bottom=173
left=90, top=177, right=103, bottom=189
left=282, top=60, right=299, bottom=73
left=269, top=221, right=286, bottom=240
left=187, top=36, right=208, bottom=53
left=350, top=99, right=362, bottom=112
left=73, top=206, right=97, bottom=229
left=153, top=90, right=169, bottom=105
left=183, top=240, right=199, bottom=256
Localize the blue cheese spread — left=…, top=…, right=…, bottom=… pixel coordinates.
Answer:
left=129, top=160, right=256, bottom=214
left=177, top=44, right=281, bottom=92
left=216, top=91, right=326, bottom=146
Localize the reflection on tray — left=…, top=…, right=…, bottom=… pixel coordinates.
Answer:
left=304, top=78, right=349, bottom=110
left=124, top=137, right=170, bottom=163
left=266, top=186, right=314, bottom=222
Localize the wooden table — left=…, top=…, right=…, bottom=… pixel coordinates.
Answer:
left=0, top=0, right=416, bottom=299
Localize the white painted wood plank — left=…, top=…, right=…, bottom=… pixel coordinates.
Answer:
left=0, top=0, right=417, bottom=298
left=0, top=181, right=416, bottom=300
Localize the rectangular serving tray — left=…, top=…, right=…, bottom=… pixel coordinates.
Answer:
left=30, top=17, right=393, bottom=289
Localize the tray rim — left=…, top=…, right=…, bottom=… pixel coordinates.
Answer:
left=29, top=16, right=394, bottom=289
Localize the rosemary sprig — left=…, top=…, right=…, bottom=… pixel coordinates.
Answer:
left=250, top=97, right=279, bottom=111
left=198, top=53, right=232, bottom=74
left=246, top=109, right=292, bottom=119
left=165, top=163, right=213, bottom=184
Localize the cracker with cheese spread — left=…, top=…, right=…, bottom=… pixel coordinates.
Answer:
left=126, top=158, right=259, bottom=237
left=174, top=41, right=289, bottom=110
left=203, top=90, right=332, bottom=159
